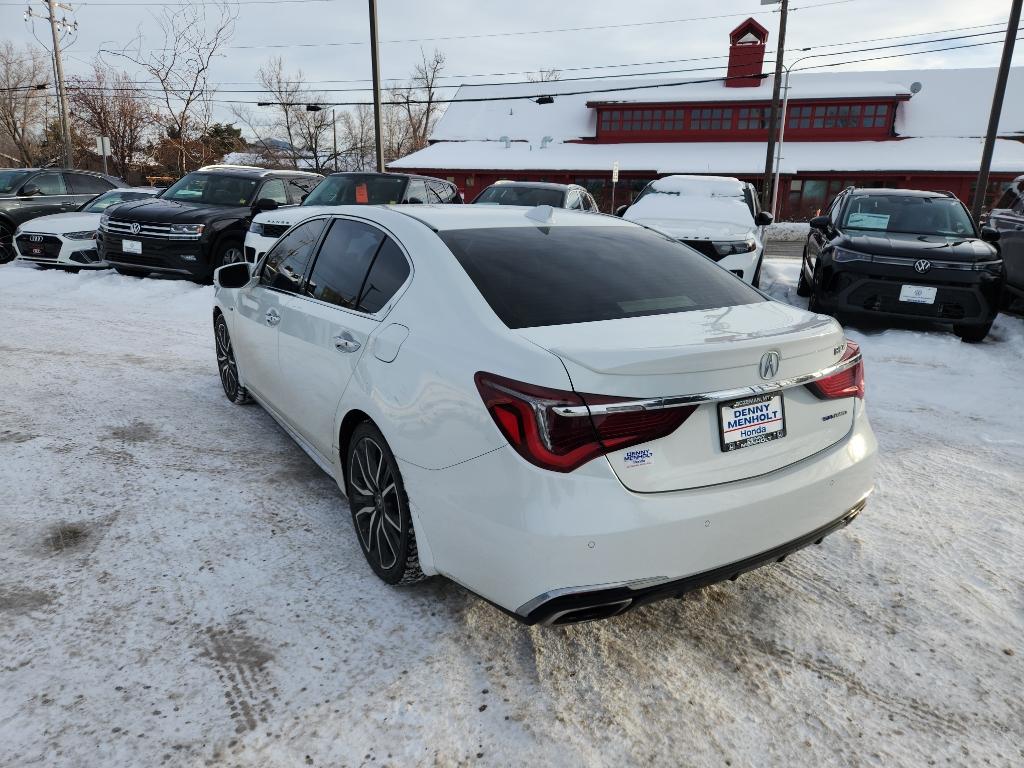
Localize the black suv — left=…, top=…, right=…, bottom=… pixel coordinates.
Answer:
left=799, top=188, right=1003, bottom=342
left=982, top=175, right=1024, bottom=308
left=0, top=168, right=125, bottom=262
left=97, top=165, right=322, bottom=281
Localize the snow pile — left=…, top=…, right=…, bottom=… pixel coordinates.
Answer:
left=646, top=174, right=747, bottom=197
left=766, top=221, right=812, bottom=241
left=1, top=262, right=1022, bottom=767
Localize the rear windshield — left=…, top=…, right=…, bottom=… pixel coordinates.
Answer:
left=473, top=186, right=565, bottom=207
left=304, top=174, right=407, bottom=206
left=439, top=225, right=764, bottom=328
left=841, top=194, right=976, bottom=237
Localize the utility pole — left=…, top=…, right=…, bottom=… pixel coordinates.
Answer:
left=971, top=0, right=1023, bottom=219
left=47, top=0, right=74, bottom=168
left=761, top=0, right=789, bottom=209
left=368, top=0, right=385, bottom=172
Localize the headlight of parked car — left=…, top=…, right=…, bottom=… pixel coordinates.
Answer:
left=63, top=230, right=97, bottom=240
left=99, top=214, right=110, bottom=231
left=249, top=221, right=264, bottom=236
left=169, top=223, right=205, bottom=236
left=713, top=238, right=758, bottom=256
left=832, top=247, right=873, bottom=263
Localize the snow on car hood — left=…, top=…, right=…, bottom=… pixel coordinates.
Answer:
left=18, top=212, right=99, bottom=235
left=624, top=195, right=756, bottom=241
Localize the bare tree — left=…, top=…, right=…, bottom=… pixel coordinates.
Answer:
left=0, top=42, right=52, bottom=166
left=68, top=60, right=157, bottom=179
left=390, top=49, right=446, bottom=155
left=114, top=2, right=235, bottom=175
left=528, top=68, right=561, bottom=82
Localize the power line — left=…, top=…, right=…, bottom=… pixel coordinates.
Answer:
left=65, top=26, right=1021, bottom=95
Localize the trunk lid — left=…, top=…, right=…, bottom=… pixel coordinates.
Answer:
left=517, top=302, right=856, bottom=491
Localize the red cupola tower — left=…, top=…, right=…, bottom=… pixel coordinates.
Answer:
left=726, top=18, right=770, bottom=87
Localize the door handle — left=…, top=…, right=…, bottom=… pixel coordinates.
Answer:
left=265, top=308, right=281, bottom=326
left=333, top=332, right=361, bottom=353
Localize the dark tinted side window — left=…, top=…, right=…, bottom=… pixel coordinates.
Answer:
left=32, top=172, right=66, bottom=195
left=439, top=226, right=763, bottom=329
left=259, top=218, right=327, bottom=293
left=65, top=173, right=114, bottom=194
left=358, top=238, right=410, bottom=313
left=304, top=220, right=384, bottom=308
left=429, top=181, right=456, bottom=204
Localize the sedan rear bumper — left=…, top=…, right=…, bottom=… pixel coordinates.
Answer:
left=398, top=401, right=877, bottom=621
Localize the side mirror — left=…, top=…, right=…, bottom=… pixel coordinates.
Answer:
left=614, top=204, right=629, bottom=218
left=19, top=182, right=40, bottom=197
left=215, top=261, right=253, bottom=289
left=980, top=225, right=1001, bottom=243
left=809, top=215, right=832, bottom=231
left=253, top=198, right=279, bottom=213
left=755, top=211, right=774, bottom=226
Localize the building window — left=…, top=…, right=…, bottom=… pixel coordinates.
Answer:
left=690, top=107, right=732, bottom=131
left=862, top=103, right=889, bottom=128
left=737, top=107, right=769, bottom=130
left=599, top=108, right=686, bottom=133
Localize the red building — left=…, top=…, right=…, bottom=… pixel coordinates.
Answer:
left=391, top=18, right=1024, bottom=219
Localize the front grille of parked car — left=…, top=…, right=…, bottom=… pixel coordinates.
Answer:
left=847, top=281, right=980, bottom=320
left=102, top=220, right=202, bottom=240
left=680, top=240, right=723, bottom=261
left=16, top=234, right=61, bottom=261
left=262, top=223, right=290, bottom=238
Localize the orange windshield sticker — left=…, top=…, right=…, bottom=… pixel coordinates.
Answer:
left=355, top=183, right=369, bottom=203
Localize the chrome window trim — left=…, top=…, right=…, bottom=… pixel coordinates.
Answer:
left=552, top=350, right=863, bottom=417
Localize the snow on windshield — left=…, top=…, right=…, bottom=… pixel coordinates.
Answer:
left=627, top=193, right=755, bottom=227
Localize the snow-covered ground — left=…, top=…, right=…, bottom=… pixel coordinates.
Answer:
left=1, top=261, right=1022, bottom=768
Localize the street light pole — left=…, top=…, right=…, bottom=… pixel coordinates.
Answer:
left=970, top=0, right=1023, bottom=219
left=761, top=0, right=789, bottom=209
left=332, top=106, right=339, bottom=172
left=46, top=0, right=74, bottom=168
left=368, top=0, right=385, bottom=172
left=770, top=51, right=812, bottom=217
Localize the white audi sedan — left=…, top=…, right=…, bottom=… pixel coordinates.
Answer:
left=212, top=205, right=876, bottom=625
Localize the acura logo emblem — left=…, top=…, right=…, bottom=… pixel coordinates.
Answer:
left=29, top=235, right=43, bottom=242
left=914, top=259, right=931, bottom=274
left=130, top=222, right=141, bottom=235
left=759, top=350, right=781, bottom=380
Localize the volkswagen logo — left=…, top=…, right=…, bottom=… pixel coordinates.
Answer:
left=759, top=350, right=781, bottom=381
left=29, top=235, right=43, bottom=243
left=129, top=222, right=141, bottom=235
left=914, top=259, right=932, bottom=274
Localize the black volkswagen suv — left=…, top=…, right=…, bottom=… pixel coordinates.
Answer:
left=798, top=188, right=1002, bottom=342
left=0, top=168, right=125, bottom=262
left=98, top=165, right=322, bottom=281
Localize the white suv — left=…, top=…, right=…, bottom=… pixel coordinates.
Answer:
left=213, top=204, right=875, bottom=625
left=623, top=175, right=773, bottom=286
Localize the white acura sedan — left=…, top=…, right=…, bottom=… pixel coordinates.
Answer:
left=212, top=205, right=876, bottom=625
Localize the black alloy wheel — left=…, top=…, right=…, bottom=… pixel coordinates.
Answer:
left=346, top=422, right=424, bottom=586
left=214, top=314, right=251, bottom=404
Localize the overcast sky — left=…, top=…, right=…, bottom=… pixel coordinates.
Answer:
left=3, top=0, right=1019, bottom=128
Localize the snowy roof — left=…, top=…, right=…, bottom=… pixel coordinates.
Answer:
left=390, top=137, right=1024, bottom=176
left=427, top=67, right=1024, bottom=144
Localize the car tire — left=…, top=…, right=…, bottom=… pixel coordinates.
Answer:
left=796, top=250, right=812, bottom=297
left=346, top=421, right=426, bottom=586
left=114, top=266, right=149, bottom=278
left=0, top=223, right=14, bottom=264
left=807, top=261, right=826, bottom=313
left=953, top=321, right=993, bottom=343
left=214, top=313, right=252, bottom=404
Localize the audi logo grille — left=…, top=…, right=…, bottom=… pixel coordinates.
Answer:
left=29, top=235, right=43, bottom=243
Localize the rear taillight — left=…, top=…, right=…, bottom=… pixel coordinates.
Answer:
left=475, top=372, right=695, bottom=473
left=806, top=340, right=865, bottom=400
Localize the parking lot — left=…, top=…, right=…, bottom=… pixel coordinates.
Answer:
left=1, top=260, right=1022, bottom=767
